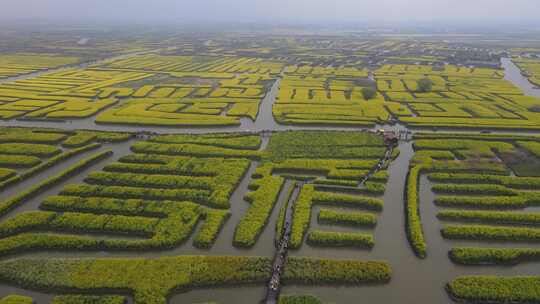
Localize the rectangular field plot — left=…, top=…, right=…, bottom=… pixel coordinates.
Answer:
left=375, top=64, right=540, bottom=130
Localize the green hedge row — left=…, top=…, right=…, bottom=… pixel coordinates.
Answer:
left=431, top=183, right=517, bottom=196
left=434, top=195, right=528, bottom=209
left=447, top=276, right=540, bottom=303
left=278, top=295, right=322, bottom=304
left=85, top=171, right=213, bottom=190
left=290, top=185, right=316, bottom=249
left=131, top=141, right=261, bottom=160
left=59, top=184, right=212, bottom=207
left=52, top=295, right=126, bottom=304
left=194, top=209, right=230, bottom=248
left=0, top=255, right=391, bottom=304
left=307, top=230, right=374, bottom=249
left=405, top=165, right=427, bottom=258
left=0, top=154, right=41, bottom=168
left=0, top=142, right=61, bottom=157
left=428, top=172, right=540, bottom=189
left=312, top=192, right=383, bottom=211
left=0, top=127, right=68, bottom=144
left=318, top=208, right=377, bottom=227
left=438, top=210, right=540, bottom=226
left=449, top=247, right=540, bottom=265
left=150, top=133, right=262, bottom=150
left=233, top=173, right=284, bottom=247
left=442, top=225, right=540, bottom=242
left=0, top=295, right=33, bottom=304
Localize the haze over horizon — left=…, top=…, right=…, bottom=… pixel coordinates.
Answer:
left=2, top=0, right=540, bottom=26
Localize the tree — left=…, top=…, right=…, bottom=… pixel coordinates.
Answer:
left=361, top=87, right=377, bottom=100
left=417, top=78, right=433, bottom=93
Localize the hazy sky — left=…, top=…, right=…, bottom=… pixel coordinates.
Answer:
left=2, top=0, right=540, bottom=25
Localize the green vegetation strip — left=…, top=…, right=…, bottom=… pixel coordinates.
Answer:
left=438, top=210, right=540, bottom=226
left=0, top=295, right=33, bottom=304
left=447, top=276, right=540, bottom=303
left=307, top=230, right=374, bottom=249
left=405, top=165, right=427, bottom=258
left=429, top=173, right=540, bottom=189
left=441, top=225, right=540, bottom=242
left=318, top=208, right=377, bottom=227
left=52, top=295, right=126, bottom=304
left=0, top=256, right=391, bottom=304
left=449, top=247, right=540, bottom=265
left=0, top=149, right=112, bottom=217
left=435, top=196, right=531, bottom=210
left=279, top=295, right=322, bottom=304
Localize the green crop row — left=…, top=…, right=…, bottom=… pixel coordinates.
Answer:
left=441, top=224, right=540, bottom=242
left=40, top=196, right=158, bottom=217
left=449, top=247, right=540, bottom=265
left=318, top=208, right=377, bottom=227
left=313, top=178, right=358, bottom=187
left=0, top=256, right=391, bottom=304
left=290, top=185, right=316, bottom=248
left=447, top=276, right=540, bottom=303
left=434, top=195, right=530, bottom=209
left=233, top=174, right=284, bottom=247
left=0, top=128, right=68, bottom=144
left=0, top=142, right=61, bottom=157
left=0, top=149, right=112, bottom=217
left=51, top=295, right=126, bottom=304
left=0, top=169, right=15, bottom=182
left=150, top=133, right=262, bottom=150
left=370, top=170, right=389, bottom=182
left=405, top=165, right=427, bottom=258
left=85, top=171, right=213, bottom=190
left=62, top=130, right=131, bottom=148
left=431, top=183, right=517, bottom=196
left=307, top=230, right=374, bottom=249
left=0, top=295, right=33, bottom=304
left=60, top=184, right=212, bottom=207
left=193, top=209, right=230, bottom=248
left=0, top=154, right=41, bottom=168
left=363, top=181, right=386, bottom=194
left=279, top=295, right=322, bottom=304
left=312, top=192, right=383, bottom=211
left=283, top=257, right=391, bottom=285
left=438, top=210, right=540, bottom=226
left=131, top=141, right=261, bottom=160
left=428, top=172, right=540, bottom=189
